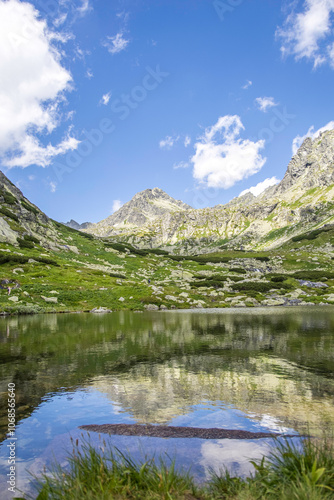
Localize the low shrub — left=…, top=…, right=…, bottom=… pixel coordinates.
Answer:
left=0, top=254, right=59, bottom=266
left=192, top=280, right=224, bottom=288
left=21, top=200, right=38, bottom=214
left=36, top=257, right=59, bottom=266
left=270, top=276, right=286, bottom=282
left=232, top=281, right=290, bottom=292
left=229, top=267, right=247, bottom=274
left=254, top=256, right=270, bottom=262
left=109, top=272, right=126, bottom=279
left=0, top=255, right=29, bottom=265
left=0, top=207, right=19, bottom=222
left=292, top=270, right=334, bottom=280
left=105, top=242, right=147, bottom=255
left=0, top=189, right=17, bottom=205
left=4, top=305, right=44, bottom=315
left=78, top=231, right=94, bottom=240
left=292, top=225, right=334, bottom=242
left=148, top=248, right=169, bottom=256
left=23, top=234, right=40, bottom=244
left=17, top=238, right=34, bottom=249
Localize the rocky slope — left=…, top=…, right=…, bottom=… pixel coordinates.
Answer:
left=0, top=171, right=61, bottom=249
left=84, top=130, right=334, bottom=250
left=87, top=187, right=192, bottom=237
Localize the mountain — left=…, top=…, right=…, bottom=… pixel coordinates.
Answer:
left=87, top=187, right=192, bottom=237
left=0, top=129, right=334, bottom=253
left=0, top=134, right=334, bottom=319
left=0, top=171, right=61, bottom=249
left=83, top=130, right=334, bottom=250
left=63, top=219, right=93, bottom=231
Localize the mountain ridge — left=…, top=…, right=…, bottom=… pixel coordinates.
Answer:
left=83, top=130, right=334, bottom=250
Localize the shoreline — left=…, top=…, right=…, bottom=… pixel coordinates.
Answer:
left=0, top=302, right=333, bottom=317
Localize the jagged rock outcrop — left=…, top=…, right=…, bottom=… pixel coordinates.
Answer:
left=64, top=219, right=93, bottom=231
left=0, top=171, right=60, bottom=248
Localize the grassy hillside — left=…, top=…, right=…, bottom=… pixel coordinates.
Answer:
left=1, top=220, right=334, bottom=315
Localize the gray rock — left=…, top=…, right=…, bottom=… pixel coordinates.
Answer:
left=90, top=307, right=112, bottom=313
left=261, top=298, right=286, bottom=306
left=8, top=296, right=19, bottom=302
left=298, top=280, right=328, bottom=288
left=41, top=296, right=58, bottom=303
left=144, top=304, right=159, bottom=310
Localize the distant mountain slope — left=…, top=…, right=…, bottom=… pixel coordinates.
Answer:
left=87, top=187, right=192, bottom=237
left=63, top=219, right=93, bottom=231
left=85, top=130, right=334, bottom=250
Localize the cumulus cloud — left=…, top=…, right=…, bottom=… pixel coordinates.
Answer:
left=0, top=0, right=79, bottom=168
left=292, top=120, right=334, bottom=154
left=112, top=200, right=123, bottom=213
left=255, top=97, right=278, bottom=112
left=100, top=92, right=112, bottom=106
left=103, top=32, right=129, bottom=55
left=191, top=115, right=266, bottom=189
left=159, top=135, right=179, bottom=149
left=239, top=176, right=280, bottom=197
left=277, top=0, right=334, bottom=68
left=242, top=79, right=252, bottom=89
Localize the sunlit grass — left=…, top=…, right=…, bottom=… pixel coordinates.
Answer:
left=27, top=435, right=334, bottom=500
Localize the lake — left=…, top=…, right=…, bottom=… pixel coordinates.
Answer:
left=0, top=307, right=333, bottom=498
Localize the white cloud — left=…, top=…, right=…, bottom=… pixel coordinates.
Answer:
left=239, top=176, right=280, bottom=197
left=53, top=12, right=68, bottom=27
left=191, top=115, right=266, bottom=189
left=0, top=0, right=79, bottom=168
left=4, top=135, right=80, bottom=169
left=173, top=161, right=189, bottom=169
left=255, top=97, right=278, bottom=112
left=184, top=135, right=191, bottom=147
left=159, top=135, right=179, bottom=150
left=49, top=181, right=57, bottom=193
left=292, top=120, right=334, bottom=154
left=242, top=79, right=252, bottom=89
left=100, top=92, right=111, bottom=106
left=78, top=0, right=92, bottom=16
left=112, top=200, right=123, bottom=213
left=86, top=69, right=94, bottom=79
left=103, top=33, right=129, bottom=55
left=277, top=0, right=334, bottom=68
left=28, top=175, right=35, bottom=181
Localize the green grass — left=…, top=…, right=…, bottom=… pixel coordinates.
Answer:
left=0, top=216, right=333, bottom=314
left=30, top=436, right=334, bottom=500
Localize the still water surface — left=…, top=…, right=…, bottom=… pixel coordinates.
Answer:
left=0, top=307, right=333, bottom=498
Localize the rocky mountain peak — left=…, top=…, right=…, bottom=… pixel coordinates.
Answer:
left=86, top=187, right=192, bottom=236
left=274, top=130, right=334, bottom=196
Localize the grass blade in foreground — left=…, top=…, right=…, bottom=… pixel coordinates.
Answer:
left=33, top=435, right=334, bottom=499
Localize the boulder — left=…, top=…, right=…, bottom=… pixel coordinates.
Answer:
left=144, top=304, right=159, bottom=310
left=90, top=307, right=112, bottom=313
left=41, top=296, right=58, bottom=303
left=8, top=296, right=19, bottom=302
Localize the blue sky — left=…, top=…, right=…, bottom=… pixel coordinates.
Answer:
left=0, top=0, right=333, bottom=223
